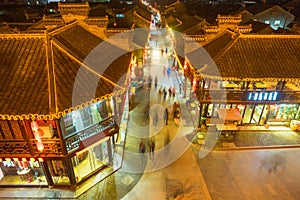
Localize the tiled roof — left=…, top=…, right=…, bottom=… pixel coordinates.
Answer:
left=52, top=42, right=130, bottom=112
left=53, top=24, right=104, bottom=60
left=197, top=35, right=300, bottom=81
left=52, top=23, right=131, bottom=111
left=172, top=17, right=201, bottom=33
left=165, top=4, right=202, bottom=34
left=0, top=24, right=18, bottom=33
left=202, top=32, right=234, bottom=59
left=185, top=32, right=234, bottom=70
left=0, top=36, right=49, bottom=116
left=132, top=5, right=152, bottom=21
left=0, top=23, right=131, bottom=118
left=246, top=4, right=274, bottom=15
left=88, top=4, right=107, bottom=17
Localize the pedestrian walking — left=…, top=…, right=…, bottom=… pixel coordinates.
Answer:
left=172, top=87, right=176, bottom=98
left=164, top=108, right=169, bottom=125
left=167, top=67, right=171, bottom=77
left=152, top=112, right=158, bottom=128
left=161, top=48, right=164, bottom=55
left=148, top=75, right=152, bottom=89
left=163, top=88, right=167, bottom=101
left=148, top=137, right=155, bottom=158
left=179, top=83, right=182, bottom=94
left=139, top=139, right=146, bottom=162
left=154, top=76, right=158, bottom=89
left=158, top=88, right=163, bottom=101
left=163, top=66, right=167, bottom=77
left=168, top=87, right=172, bottom=99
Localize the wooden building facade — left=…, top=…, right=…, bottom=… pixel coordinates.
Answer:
left=182, top=34, right=300, bottom=129
left=0, top=21, right=131, bottom=188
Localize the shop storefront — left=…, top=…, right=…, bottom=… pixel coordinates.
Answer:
left=0, top=98, right=121, bottom=188
left=205, top=103, right=300, bottom=126
left=59, top=99, right=118, bottom=185
left=0, top=158, right=47, bottom=186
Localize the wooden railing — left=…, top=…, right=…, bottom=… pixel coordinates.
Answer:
left=0, top=140, right=31, bottom=155
left=64, top=116, right=118, bottom=153
left=0, top=138, right=63, bottom=157
left=31, top=139, right=64, bottom=156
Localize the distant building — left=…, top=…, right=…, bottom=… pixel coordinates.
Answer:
left=251, top=5, right=295, bottom=30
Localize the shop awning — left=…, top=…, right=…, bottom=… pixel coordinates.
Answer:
left=217, top=108, right=243, bottom=121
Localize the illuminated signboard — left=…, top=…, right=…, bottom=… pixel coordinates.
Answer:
left=247, top=91, right=279, bottom=101
left=116, top=14, right=125, bottom=18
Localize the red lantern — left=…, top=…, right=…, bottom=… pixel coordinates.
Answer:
left=192, top=78, right=198, bottom=92
left=184, top=60, right=188, bottom=70
left=33, top=131, right=42, bottom=142
left=31, top=121, right=39, bottom=132
left=270, top=104, right=278, bottom=110
left=237, top=104, right=245, bottom=110
left=37, top=142, right=44, bottom=152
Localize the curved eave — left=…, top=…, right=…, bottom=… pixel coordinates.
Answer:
left=199, top=73, right=300, bottom=82
left=0, top=89, right=124, bottom=121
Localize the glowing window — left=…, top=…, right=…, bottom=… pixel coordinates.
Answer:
left=274, top=20, right=280, bottom=26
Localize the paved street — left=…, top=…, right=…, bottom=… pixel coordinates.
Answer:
left=1, top=11, right=300, bottom=200
left=194, top=147, right=300, bottom=200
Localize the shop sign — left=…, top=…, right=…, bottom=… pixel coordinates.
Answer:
left=247, top=91, right=279, bottom=101
left=65, top=117, right=116, bottom=153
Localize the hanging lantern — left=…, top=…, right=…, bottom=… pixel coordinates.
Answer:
left=192, top=78, right=198, bottom=92
left=36, top=142, right=44, bottom=152
left=33, top=131, right=42, bottom=142
left=193, top=78, right=197, bottom=86
left=31, top=121, right=39, bottom=132
left=270, top=104, right=278, bottom=110
left=31, top=120, right=44, bottom=152
left=237, top=104, right=245, bottom=110
left=184, top=60, right=188, bottom=70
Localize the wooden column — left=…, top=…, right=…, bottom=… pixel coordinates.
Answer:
left=21, top=120, right=36, bottom=155
left=55, top=119, right=68, bottom=156
left=197, top=79, right=206, bottom=128
left=107, top=138, right=113, bottom=165
left=112, top=95, right=119, bottom=124
left=40, top=160, right=54, bottom=188
left=198, top=103, right=203, bottom=129
left=65, top=157, right=77, bottom=187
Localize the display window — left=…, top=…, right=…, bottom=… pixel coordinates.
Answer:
left=71, top=138, right=112, bottom=183
left=61, top=100, right=113, bottom=138
left=0, top=158, right=46, bottom=186
left=270, top=104, right=300, bottom=121
left=243, top=105, right=254, bottom=124
left=47, top=160, right=70, bottom=185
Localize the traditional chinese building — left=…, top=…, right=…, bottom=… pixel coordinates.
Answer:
left=182, top=33, right=300, bottom=129
left=173, top=13, right=300, bottom=129
left=0, top=18, right=131, bottom=190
